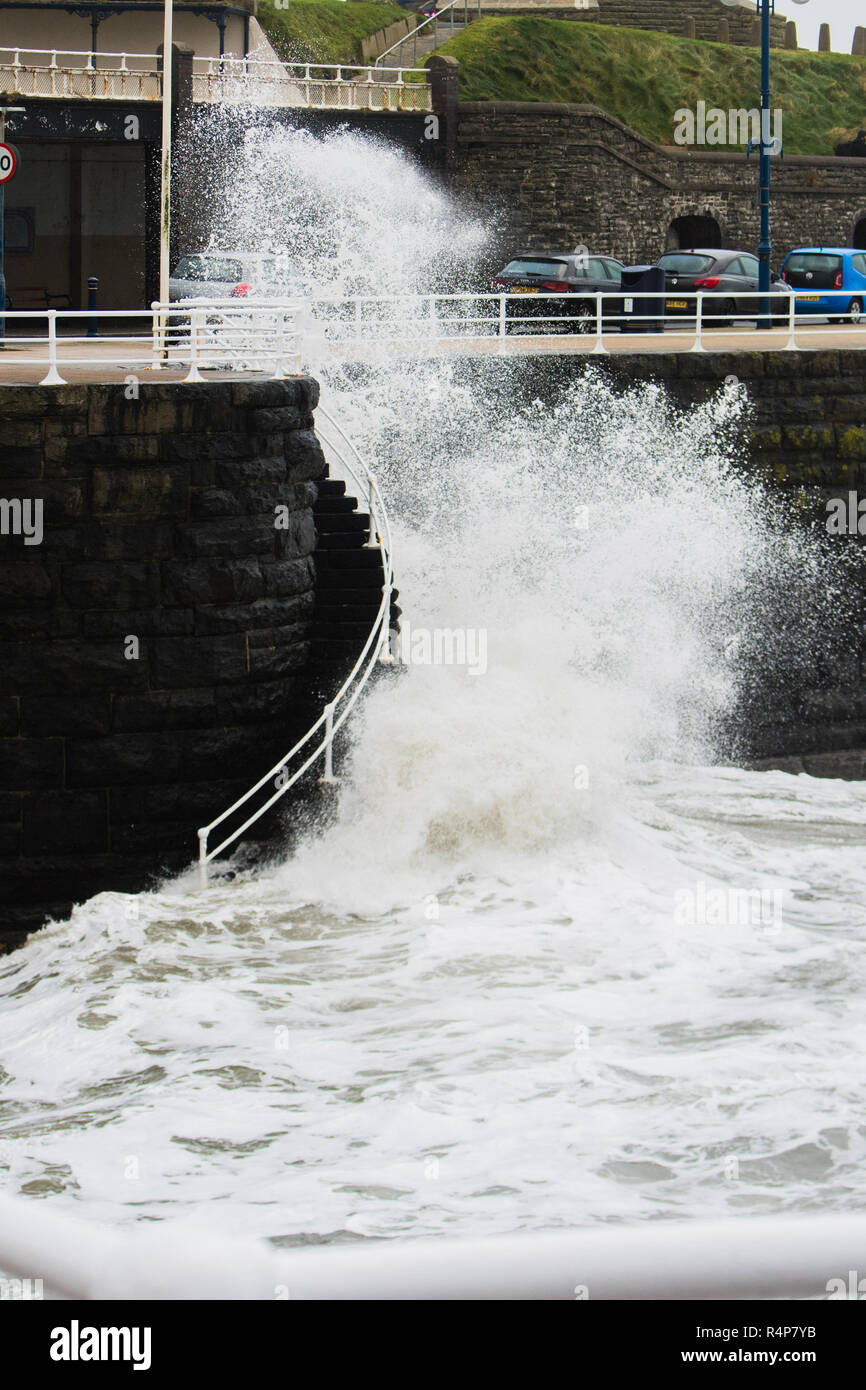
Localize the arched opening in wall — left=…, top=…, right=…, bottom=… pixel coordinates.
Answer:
left=667, top=215, right=722, bottom=250
left=853, top=216, right=866, bottom=250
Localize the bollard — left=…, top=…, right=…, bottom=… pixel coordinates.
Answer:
left=86, top=275, right=99, bottom=337
left=818, top=22, right=831, bottom=53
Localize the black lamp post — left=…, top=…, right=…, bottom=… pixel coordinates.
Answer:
left=721, top=0, right=810, bottom=328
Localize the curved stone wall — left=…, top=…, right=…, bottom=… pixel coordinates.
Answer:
left=0, top=379, right=326, bottom=944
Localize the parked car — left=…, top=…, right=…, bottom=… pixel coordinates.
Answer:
left=490, top=251, right=624, bottom=332
left=169, top=250, right=306, bottom=303
left=779, top=247, right=866, bottom=324
left=655, top=249, right=791, bottom=326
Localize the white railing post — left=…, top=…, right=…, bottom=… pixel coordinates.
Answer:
left=784, top=291, right=797, bottom=350
left=591, top=291, right=607, bottom=353
left=498, top=294, right=506, bottom=339
left=184, top=308, right=204, bottom=381
left=39, top=310, right=66, bottom=385
left=691, top=292, right=705, bottom=352
left=198, top=829, right=209, bottom=887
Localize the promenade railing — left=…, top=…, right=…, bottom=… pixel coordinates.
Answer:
left=1, top=291, right=865, bottom=386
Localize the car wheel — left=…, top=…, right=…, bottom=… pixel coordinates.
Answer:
left=573, top=303, right=595, bottom=335
left=848, top=297, right=864, bottom=325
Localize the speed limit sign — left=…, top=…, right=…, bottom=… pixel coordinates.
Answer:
left=0, top=143, right=17, bottom=184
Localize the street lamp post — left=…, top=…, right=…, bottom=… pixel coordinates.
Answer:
left=159, top=0, right=174, bottom=308
left=722, top=0, right=810, bottom=329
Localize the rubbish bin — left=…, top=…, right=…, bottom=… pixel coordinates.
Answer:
left=620, top=265, right=666, bottom=333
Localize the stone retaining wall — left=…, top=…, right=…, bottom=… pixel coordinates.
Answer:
left=454, top=102, right=866, bottom=268
left=0, top=379, right=326, bottom=946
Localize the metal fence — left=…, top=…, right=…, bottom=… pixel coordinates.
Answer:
left=191, top=56, right=432, bottom=111
left=0, top=47, right=161, bottom=100
left=2, top=292, right=866, bottom=387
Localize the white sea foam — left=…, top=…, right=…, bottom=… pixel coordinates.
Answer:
left=1, top=125, right=864, bottom=1249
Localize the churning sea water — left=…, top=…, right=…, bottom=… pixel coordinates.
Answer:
left=1, top=125, right=865, bottom=1250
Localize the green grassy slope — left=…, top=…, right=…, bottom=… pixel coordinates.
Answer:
left=258, top=0, right=410, bottom=65
left=431, top=19, right=866, bottom=155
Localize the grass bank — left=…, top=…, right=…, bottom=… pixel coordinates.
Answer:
left=258, top=0, right=411, bottom=65
left=431, top=19, right=866, bottom=155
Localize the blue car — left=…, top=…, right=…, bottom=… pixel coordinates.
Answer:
left=779, top=247, right=866, bottom=323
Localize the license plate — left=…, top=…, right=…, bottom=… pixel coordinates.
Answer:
left=666, top=299, right=688, bottom=309
left=796, top=294, right=820, bottom=302
left=624, top=298, right=633, bottom=313
left=512, top=287, right=539, bottom=294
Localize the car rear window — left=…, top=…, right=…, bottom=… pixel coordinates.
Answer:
left=851, top=254, right=866, bottom=274
left=785, top=253, right=843, bottom=275
left=501, top=258, right=570, bottom=277
left=657, top=254, right=716, bottom=273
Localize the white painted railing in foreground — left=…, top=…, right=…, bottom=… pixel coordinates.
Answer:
left=195, top=406, right=393, bottom=883
left=2, top=293, right=865, bottom=386
left=0, top=1192, right=864, bottom=1299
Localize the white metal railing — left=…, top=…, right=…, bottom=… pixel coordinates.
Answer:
left=375, top=0, right=481, bottom=68
left=0, top=47, right=431, bottom=110
left=1, top=1190, right=865, bottom=1299
left=195, top=405, right=393, bottom=883
left=191, top=55, right=431, bottom=110
left=0, top=301, right=305, bottom=385
left=302, top=287, right=866, bottom=351
left=1, top=292, right=865, bottom=385
left=0, top=47, right=161, bottom=99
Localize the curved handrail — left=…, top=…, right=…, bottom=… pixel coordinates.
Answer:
left=374, top=0, right=478, bottom=67
left=195, top=407, right=393, bottom=883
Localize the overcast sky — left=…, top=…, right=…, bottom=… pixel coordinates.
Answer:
left=774, top=0, right=861, bottom=52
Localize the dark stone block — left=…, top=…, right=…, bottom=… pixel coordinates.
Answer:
left=0, top=447, right=43, bottom=479
left=0, top=641, right=149, bottom=695
left=61, top=562, right=161, bottom=609
left=67, top=732, right=184, bottom=788
left=149, top=633, right=248, bottom=688
left=0, top=562, right=53, bottom=602
left=162, top=557, right=265, bottom=605
left=194, top=594, right=313, bottom=636
left=263, top=556, right=316, bottom=598
left=0, top=698, right=18, bottom=735
left=179, top=722, right=285, bottom=780
left=173, top=518, right=276, bottom=559
left=0, top=737, right=64, bottom=790
left=92, top=466, right=188, bottom=517
left=82, top=608, right=195, bottom=639
left=248, top=639, right=310, bottom=681
left=250, top=406, right=305, bottom=433
left=113, top=689, right=218, bottom=733
left=23, top=791, right=108, bottom=854
left=21, top=695, right=111, bottom=737
left=45, top=521, right=177, bottom=561
left=111, top=778, right=249, bottom=825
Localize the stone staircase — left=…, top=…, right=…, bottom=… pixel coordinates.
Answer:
left=384, top=15, right=468, bottom=67
left=308, top=478, right=401, bottom=708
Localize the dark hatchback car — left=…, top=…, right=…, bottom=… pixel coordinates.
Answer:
left=491, top=251, right=625, bottom=331
left=655, top=249, right=791, bottom=325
